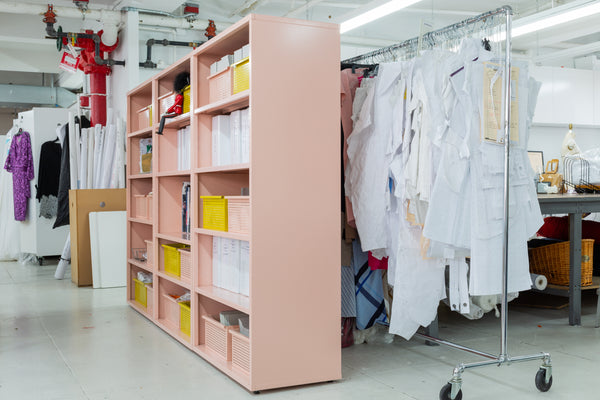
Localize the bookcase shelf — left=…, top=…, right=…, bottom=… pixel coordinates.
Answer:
left=196, top=286, right=250, bottom=314
left=194, top=91, right=250, bottom=115
left=128, top=217, right=153, bottom=226
left=195, top=228, right=249, bottom=242
left=128, top=126, right=153, bottom=138
left=127, top=14, right=340, bottom=392
left=193, top=164, right=250, bottom=174
left=164, top=112, right=191, bottom=129
left=128, top=258, right=152, bottom=273
left=156, top=232, right=192, bottom=245
left=156, top=170, right=191, bottom=177
left=128, top=173, right=152, bottom=180
left=156, top=270, right=192, bottom=290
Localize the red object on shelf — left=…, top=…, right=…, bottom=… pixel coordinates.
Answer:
left=166, top=94, right=184, bottom=115
left=80, top=96, right=90, bottom=107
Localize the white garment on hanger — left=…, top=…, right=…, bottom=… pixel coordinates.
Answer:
left=346, top=62, right=403, bottom=253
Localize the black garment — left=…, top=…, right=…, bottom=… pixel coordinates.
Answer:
left=36, top=139, right=61, bottom=200
left=53, top=126, right=70, bottom=228
left=53, top=116, right=91, bottom=228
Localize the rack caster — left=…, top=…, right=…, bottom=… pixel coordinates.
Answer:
left=38, top=257, right=44, bottom=266
left=439, top=382, right=462, bottom=400
left=535, top=367, right=553, bottom=392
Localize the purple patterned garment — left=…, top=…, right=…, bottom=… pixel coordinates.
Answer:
left=3, top=131, right=34, bottom=221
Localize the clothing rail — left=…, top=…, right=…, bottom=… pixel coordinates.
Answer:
left=343, top=6, right=553, bottom=400
left=343, top=6, right=510, bottom=64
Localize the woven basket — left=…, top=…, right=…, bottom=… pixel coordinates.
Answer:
left=529, top=239, right=594, bottom=286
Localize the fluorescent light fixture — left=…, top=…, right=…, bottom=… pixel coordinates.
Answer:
left=513, top=1, right=600, bottom=38
left=340, top=0, right=422, bottom=34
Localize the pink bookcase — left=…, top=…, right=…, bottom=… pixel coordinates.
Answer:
left=126, top=14, right=340, bottom=391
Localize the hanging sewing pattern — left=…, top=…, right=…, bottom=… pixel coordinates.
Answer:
left=4, top=130, right=34, bottom=221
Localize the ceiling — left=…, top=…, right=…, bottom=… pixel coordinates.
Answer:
left=0, top=0, right=598, bottom=85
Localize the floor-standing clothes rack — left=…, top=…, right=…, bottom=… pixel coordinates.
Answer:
left=343, top=6, right=552, bottom=400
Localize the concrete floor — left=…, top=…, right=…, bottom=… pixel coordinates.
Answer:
left=1, top=258, right=599, bottom=400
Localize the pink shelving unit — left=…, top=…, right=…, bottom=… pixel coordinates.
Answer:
left=126, top=14, right=340, bottom=392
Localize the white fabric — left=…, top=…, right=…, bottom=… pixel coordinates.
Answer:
left=93, top=124, right=104, bottom=189
left=99, top=124, right=116, bottom=189
left=79, top=128, right=88, bottom=190
left=0, top=126, right=21, bottom=260
left=345, top=39, right=544, bottom=338
left=87, top=129, right=95, bottom=189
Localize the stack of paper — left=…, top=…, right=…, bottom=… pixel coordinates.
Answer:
left=212, top=238, right=250, bottom=296
left=212, top=115, right=230, bottom=166
left=177, top=126, right=191, bottom=170
left=211, top=108, right=250, bottom=166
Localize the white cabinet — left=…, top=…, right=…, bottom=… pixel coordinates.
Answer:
left=531, top=66, right=596, bottom=126
left=17, top=108, right=69, bottom=257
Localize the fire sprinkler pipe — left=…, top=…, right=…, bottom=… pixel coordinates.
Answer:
left=0, top=2, right=230, bottom=31
left=89, top=71, right=106, bottom=126
left=140, top=38, right=205, bottom=68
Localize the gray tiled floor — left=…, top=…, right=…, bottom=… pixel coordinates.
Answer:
left=1, top=258, right=599, bottom=399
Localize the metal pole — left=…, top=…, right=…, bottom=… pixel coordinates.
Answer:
left=500, top=7, right=512, bottom=361
left=414, top=333, right=497, bottom=360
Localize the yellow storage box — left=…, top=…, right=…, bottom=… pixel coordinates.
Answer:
left=162, top=243, right=189, bottom=277
left=232, top=57, right=250, bottom=94
left=201, top=196, right=228, bottom=231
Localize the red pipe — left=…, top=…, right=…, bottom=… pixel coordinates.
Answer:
left=90, top=70, right=107, bottom=126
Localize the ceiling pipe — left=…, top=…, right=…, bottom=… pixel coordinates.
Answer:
left=0, top=2, right=230, bottom=31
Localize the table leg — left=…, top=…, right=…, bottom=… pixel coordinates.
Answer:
left=424, top=315, right=439, bottom=346
left=569, top=213, right=582, bottom=326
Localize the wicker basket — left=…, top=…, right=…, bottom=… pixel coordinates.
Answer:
left=529, top=239, right=594, bottom=286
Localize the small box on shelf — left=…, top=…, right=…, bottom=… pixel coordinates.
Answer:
left=230, top=328, right=250, bottom=373
left=162, top=243, right=190, bottom=278
left=226, top=196, right=249, bottom=234
left=133, top=278, right=153, bottom=312
left=208, top=67, right=232, bottom=104
left=159, top=92, right=176, bottom=115
left=201, top=196, right=228, bottom=231
left=147, top=285, right=154, bottom=315
left=203, top=315, right=237, bottom=361
left=134, top=193, right=153, bottom=219
left=178, top=247, right=192, bottom=282
left=180, top=301, right=191, bottom=336
left=183, top=85, right=191, bottom=114
left=232, top=57, right=249, bottom=94
left=145, top=239, right=154, bottom=266
left=137, top=105, right=152, bottom=129
left=161, top=293, right=180, bottom=328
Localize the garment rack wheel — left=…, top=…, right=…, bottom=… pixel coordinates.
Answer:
left=535, top=367, right=553, bottom=392
left=38, top=257, right=44, bottom=266
left=439, top=383, right=462, bottom=400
